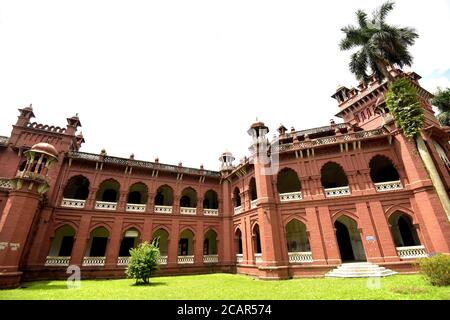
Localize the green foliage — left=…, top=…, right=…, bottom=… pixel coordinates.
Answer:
left=126, top=240, right=160, bottom=285
left=385, top=78, right=425, bottom=139
left=431, top=87, right=450, bottom=113
left=339, top=1, right=418, bottom=84
left=437, top=111, right=450, bottom=127
left=418, top=253, right=450, bottom=287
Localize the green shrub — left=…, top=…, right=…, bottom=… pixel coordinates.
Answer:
left=126, top=240, right=160, bottom=285
left=418, top=253, right=450, bottom=287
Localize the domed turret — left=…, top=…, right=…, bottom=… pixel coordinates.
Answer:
left=21, top=142, right=59, bottom=178
left=219, top=150, right=235, bottom=173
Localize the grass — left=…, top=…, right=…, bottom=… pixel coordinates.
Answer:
left=0, top=273, right=449, bottom=300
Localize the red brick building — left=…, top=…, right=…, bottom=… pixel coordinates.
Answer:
left=1, top=69, right=450, bottom=288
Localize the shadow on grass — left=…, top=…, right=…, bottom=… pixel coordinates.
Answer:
left=20, top=281, right=69, bottom=291
left=130, top=281, right=167, bottom=287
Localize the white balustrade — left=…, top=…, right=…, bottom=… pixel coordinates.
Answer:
left=279, top=191, right=303, bottom=202
left=288, top=252, right=313, bottom=263
left=82, top=256, right=106, bottom=266
left=374, top=180, right=403, bottom=192
left=117, top=256, right=130, bottom=266
left=234, top=206, right=242, bottom=215
left=45, top=256, right=71, bottom=266
left=0, top=178, right=13, bottom=190
left=154, top=205, right=172, bottom=214
left=203, top=209, right=219, bottom=216
left=254, top=253, right=262, bottom=263
left=396, top=245, right=427, bottom=259
left=95, top=201, right=117, bottom=211
left=236, top=254, right=243, bottom=264
left=324, top=186, right=351, bottom=198
left=61, top=198, right=86, bottom=209
left=178, top=255, right=194, bottom=264
left=180, top=207, right=197, bottom=215
left=251, top=200, right=257, bottom=209
left=159, top=255, right=168, bottom=265
left=126, top=203, right=146, bottom=212
left=203, top=254, right=219, bottom=264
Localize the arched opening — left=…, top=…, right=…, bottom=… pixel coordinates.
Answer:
left=321, top=162, right=349, bottom=189
left=334, top=216, right=366, bottom=262
left=178, top=229, right=194, bottom=256
left=119, top=228, right=140, bottom=257
left=180, top=187, right=197, bottom=208
left=235, top=228, right=243, bottom=255
left=152, top=228, right=169, bottom=256
left=154, top=185, right=173, bottom=206
left=285, top=220, right=310, bottom=252
left=369, top=155, right=400, bottom=183
left=203, top=229, right=218, bottom=255
left=19, top=159, right=27, bottom=172
left=86, top=227, right=109, bottom=257
left=96, top=179, right=120, bottom=202
left=203, top=190, right=218, bottom=209
left=253, top=224, right=262, bottom=254
left=127, top=182, right=148, bottom=204
left=63, top=175, right=90, bottom=200
left=277, top=168, right=301, bottom=194
left=48, top=225, right=76, bottom=257
left=388, top=212, right=421, bottom=247
left=233, top=188, right=241, bottom=207
left=249, top=178, right=257, bottom=200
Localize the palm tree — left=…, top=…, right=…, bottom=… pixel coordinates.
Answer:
left=339, top=1, right=418, bottom=84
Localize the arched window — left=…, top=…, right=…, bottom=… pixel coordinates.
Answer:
left=204, top=229, right=218, bottom=255
left=388, top=212, right=421, bottom=247
left=203, top=190, right=218, bottom=209
left=86, top=227, right=109, bottom=257
left=253, top=224, right=261, bottom=254
left=285, top=220, right=310, bottom=252
left=233, top=188, right=241, bottom=207
left=369, top=155, right=400, bottom=183
left=180, top=187, right=197, bottom=208
left=63, top=175, right=90, bottom=200
left=235, top=228, right=243, bottom=255
left=96, top=179, right=120, bottom=202
left=178, top=229, right=194, bottom=256
left=320, top=162, right=349, bottom=189
left=127, top=183, right=148, bottom=204
left=19, top=159, right=28, bottom=172
left=119, top=228, right=140, bottom=257
left=154, top=185, right=173, bottom=206
left=48, top=225, right=76, bottom=257
left=249, top=178, right=257, bottom=201
left=277, top=168, right=301, bottom=194
left=152, top=228, right=169, bottom=256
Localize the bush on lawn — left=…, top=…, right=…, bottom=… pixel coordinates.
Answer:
left=417, top=253, right=450, bottom=287
left=126, top=239, right=160, bottom=285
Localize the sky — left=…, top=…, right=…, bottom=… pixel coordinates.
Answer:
left=0, top=0, right=449, bottom=170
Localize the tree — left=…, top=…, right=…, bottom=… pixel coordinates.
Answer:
left=339, top=1, right=418, bottom=84
left=126, top=239, right=160, bottom=285
left=385, top=78, right=424, bottom=139
left=431, top=87, right=450, bottom=126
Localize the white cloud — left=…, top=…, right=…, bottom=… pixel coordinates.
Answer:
left=0, top=0, right=448, bottom=170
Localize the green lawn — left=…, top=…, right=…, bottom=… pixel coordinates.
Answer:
left=0, top=273, right=448, bottom=300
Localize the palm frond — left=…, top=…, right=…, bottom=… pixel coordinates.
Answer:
left=372, top=1, right=395, bottom=24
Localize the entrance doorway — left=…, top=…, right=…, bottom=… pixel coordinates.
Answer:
left=334, top=216, right=366, bottom=262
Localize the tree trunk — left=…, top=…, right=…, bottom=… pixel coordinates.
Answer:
left=416, top=134, right=450, bottom=221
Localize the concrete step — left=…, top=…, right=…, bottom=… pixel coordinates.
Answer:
left=325, top=262, right=398, bottom=278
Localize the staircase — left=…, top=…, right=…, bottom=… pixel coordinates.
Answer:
left=325, top=262, right=397, bottom=278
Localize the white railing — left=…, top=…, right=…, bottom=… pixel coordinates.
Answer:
left=374, top=180, right=403, bottom=192
left=234, top=206, right=242, bottom=215
left=236, top=254, right=243, bottom=264
left=254, top=253, right=262, bottom=263
left=180, top=207, right=197, bottom=215
left=396, top=245, right=427, bottom=259
left=154, top=205, right=172, bottom=214
left=0, top=177, right=13, bottom=190
left=324, top=186, right=351, bottom=198
left=117, top=256, right=130, bottom=266
left=178, top=255, right=194, bottom=264
left=95, top=201, right=117, bottom=211
left=203, top=208, right=219, bottom=216
left=61, top=198, right=86, bottom=209
left=203, top=254, right=219, bottom=264
left=82, top=256, right=106, bottom=266
left=279, top=191, right=303, bottom=202
left=251, top=200, right=257, bottom=209
left=288, top=251, right=313, bottom=263
left=126, top=203, right=146, bottom=212
left=45, top=256, right=71, bottom=266
left=159, top=255, right=168, bottom=265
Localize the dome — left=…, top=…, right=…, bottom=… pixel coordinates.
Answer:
left=28, top=142, right=58, bottom=158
